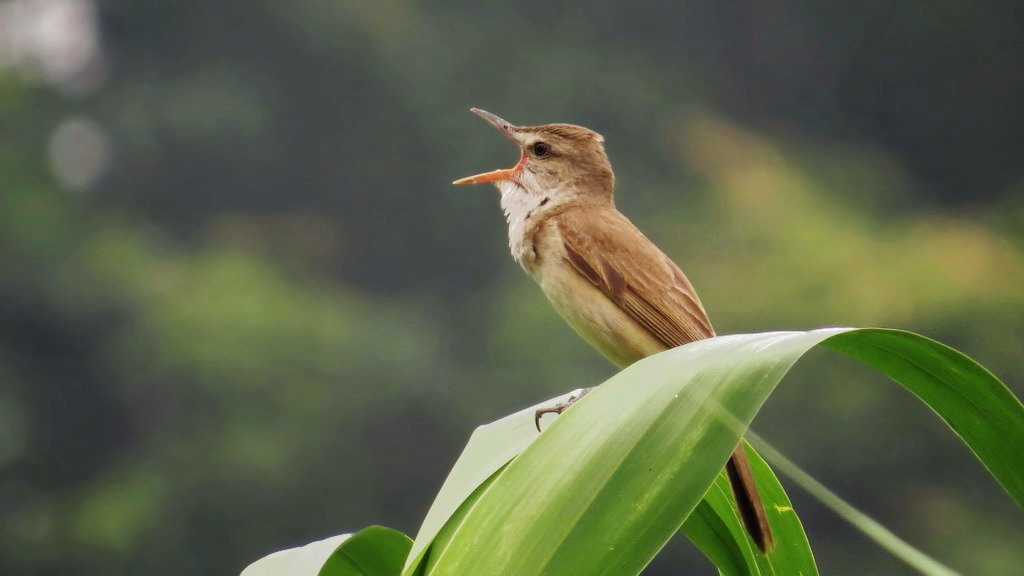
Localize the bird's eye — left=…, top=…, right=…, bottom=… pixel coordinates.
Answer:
left=532, top=142, right=551, bottom=157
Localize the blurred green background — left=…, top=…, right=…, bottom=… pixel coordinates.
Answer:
left=1, top=1, right=1022, bottom=574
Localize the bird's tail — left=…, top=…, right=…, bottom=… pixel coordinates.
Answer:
left=725, top=444, right=775, bottom=553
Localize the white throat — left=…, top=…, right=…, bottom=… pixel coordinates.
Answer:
left=498, top=179, right=548, bottom=264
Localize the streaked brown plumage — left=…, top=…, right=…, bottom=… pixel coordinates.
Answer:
left=455, top=108, right=774, bottom=553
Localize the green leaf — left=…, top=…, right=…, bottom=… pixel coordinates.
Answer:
left=401, top=391, right=582, bottom=574
left=407, top=330, right=831, bottom=569
left=405, top=328, right=1024, bottom=575
left=822, top=329, right=1024, bottom=506
left=683, top=472, right=763, bottom=576
left=242, top=525, right=412, bottom=576
left=684, top=441, right=817, bottom=576
left=401, top=394, right=814, bottom=576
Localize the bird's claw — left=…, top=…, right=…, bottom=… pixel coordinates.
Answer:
left=534, top=387, right=592, bottom=432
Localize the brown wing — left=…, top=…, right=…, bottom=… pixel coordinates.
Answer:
left=556, top=206, right=715, bottom=349
left=558, top=207, right=775, bottom=552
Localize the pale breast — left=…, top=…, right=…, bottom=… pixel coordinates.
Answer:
left=523, top=220, right=666, bottom=368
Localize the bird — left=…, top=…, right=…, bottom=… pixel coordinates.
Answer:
left=453, top=108, right=774, bottom=553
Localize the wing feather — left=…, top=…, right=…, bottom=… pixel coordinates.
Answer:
left=557, top=206, right=775, bottom=552
left=557, top=207, right=714, bottom=349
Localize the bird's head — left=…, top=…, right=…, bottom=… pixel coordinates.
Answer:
left=454, top=108, right=614, bottom=205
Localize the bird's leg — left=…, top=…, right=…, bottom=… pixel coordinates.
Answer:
left=534, top=387, right=592, bottom=432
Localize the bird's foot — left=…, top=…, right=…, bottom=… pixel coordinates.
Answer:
left=534, top=387, right=593, bottom=432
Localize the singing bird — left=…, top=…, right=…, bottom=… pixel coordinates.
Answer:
left=454, top=108, right=774, bottom=553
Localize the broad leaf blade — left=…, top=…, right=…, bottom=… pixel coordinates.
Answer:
left=744, top=441, right=818, bottom=574
left=404, top=396, right=815, bottom=576
left=241, top=526, right=411, bottom=576
left=424, top=331, right=837, bottom=575
left=320, top=526, right=413, bottom=576
left=685, top=441, right=818, bottom=576
left=822, top=328, right=1024, bottom=506
left=401, top=391, right=579, bottom=575
left=404, top=327, right=1023, bottom=575
left=241, top=534, right=352, bottom=576
left=684, top=476, right=763, bottom=576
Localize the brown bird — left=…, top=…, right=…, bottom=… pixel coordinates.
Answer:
left=454, top=108, right=774, bottom=553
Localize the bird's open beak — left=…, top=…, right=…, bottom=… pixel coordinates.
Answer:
left=453, top=108, right=526, bottom=185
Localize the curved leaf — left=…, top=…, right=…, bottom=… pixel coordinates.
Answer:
left=241, top=526, right=411, bottom=576
left=822, top=328, right=1024, bottom=506
left=406, top=328, right=1023, bottom=575
left=402, top=391, right=581, bottom=574
left=684, top=441, right=817, bottom=576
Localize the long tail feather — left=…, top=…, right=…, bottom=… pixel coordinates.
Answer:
left=725, top=444, right=775, bottom=553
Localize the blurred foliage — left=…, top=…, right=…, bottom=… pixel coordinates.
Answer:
left=0, top=0, right=1022, bottom=575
